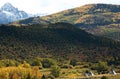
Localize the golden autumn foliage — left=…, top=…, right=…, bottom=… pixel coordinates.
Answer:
left=0, top=67, right=42, bottom=79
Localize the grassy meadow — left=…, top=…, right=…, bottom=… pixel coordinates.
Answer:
left=0, top=59, right=120, bottom=79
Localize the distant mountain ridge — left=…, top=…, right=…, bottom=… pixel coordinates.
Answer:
left=41, top=4, right=120, bottom=25
left=0, top=2, right=29, bottom=24
left=10, top=4, right=120, bottom=40
left=13, top=3, right=120, bottom=26
left=41, top=4, right=120, bottom=40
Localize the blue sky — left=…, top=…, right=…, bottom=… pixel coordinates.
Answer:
left=0, top=0, right=119, bottom=14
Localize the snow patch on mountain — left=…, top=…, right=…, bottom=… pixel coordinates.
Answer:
left=2, top=10, right=14, bottom=16
left=0, top=2, right=29, bottom=24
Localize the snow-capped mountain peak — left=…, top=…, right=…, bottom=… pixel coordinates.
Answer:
left=0, top=2, right=29, bottom=24
left=1, top=2, right=16, bottom=12
left=2, top=2, right=13, bottom=8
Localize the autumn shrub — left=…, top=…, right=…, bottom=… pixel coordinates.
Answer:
left=19, top=61, right=30, bottom=68
left=0, top=67, right=42, bottom=79
left=0, top=59, right=20, bottom=67
left=96, top=61, right=109, bottom=74
left=42, top=58, right=57, bottom=68
left=31, top=59, right=42, bottom=67
left=51, top=66, right=61, bottom=78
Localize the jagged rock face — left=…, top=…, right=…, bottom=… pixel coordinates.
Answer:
left=0, top=2, right=29, bottom=24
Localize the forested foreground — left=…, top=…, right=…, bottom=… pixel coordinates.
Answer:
left=0, top=23, right=120, bottom=79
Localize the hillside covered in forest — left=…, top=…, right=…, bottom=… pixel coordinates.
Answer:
left=0, top=23, right=120, bottom=65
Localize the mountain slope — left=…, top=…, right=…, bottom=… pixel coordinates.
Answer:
left=41, top=4, right=120, bottom=25
left=41, top=4, right=120, bottom=40
left=0, top=3, right=28, bottom=24
left=0, top=23, right=119, bottom=63
left=86, top=24, right=120, bottom=40
left=11, top=4, right=120, bottom=40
